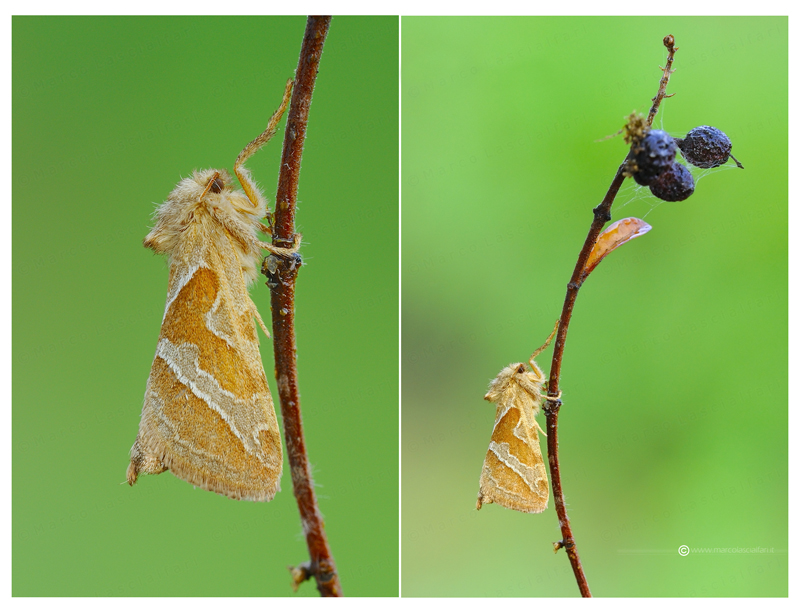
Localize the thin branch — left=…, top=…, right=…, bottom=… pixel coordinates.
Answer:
left=542, top=34, right=678, bottom=599
left=647, top=35, right=678, bottom=126
left=265, top=15, right=341, bottom=597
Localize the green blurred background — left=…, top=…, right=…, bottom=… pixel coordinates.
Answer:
left=402, top=17, right=787, bottom=597
left=13, top=16, right=398, bottom=596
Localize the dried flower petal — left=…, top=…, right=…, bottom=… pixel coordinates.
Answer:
left=581, top=217, right=652, bottom=282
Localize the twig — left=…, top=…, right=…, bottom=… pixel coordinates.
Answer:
left=542, top=34, right=678, bottom=599
left=647, top=35, right=678, bottom=126
left=265, top=15, right=341, bottom=597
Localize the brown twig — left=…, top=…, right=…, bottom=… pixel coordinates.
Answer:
left=542, top=34, right=678, bottom=599
left=265, top=15, right=341, bottom=597
left=647, top=35, right=678, bottom=126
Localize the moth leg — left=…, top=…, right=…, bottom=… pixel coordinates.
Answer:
left=251, top=298, right=271, bottom=338
left=535, top=419, right=547, bottom=437
left=258, top=219, right=275, bottom=236
left=234, top=79, right=294, bottom=213
left=259, top=233, right=302, bottom=258
left=530, top=319, right=560, bottom=362
left=210, top=204, right=270, bottom=255
left=529, top=360, right=546, bottom=381
left=257, top=219, right=299, bottom=252
left=543, top=389, right=562, bottom=402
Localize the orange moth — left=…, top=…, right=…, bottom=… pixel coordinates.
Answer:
left=126, top=80, right=298, bottom=501
left=477, top=323, right=559, bottom=513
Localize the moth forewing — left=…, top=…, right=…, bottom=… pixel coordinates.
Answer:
left=127, top=81, right=295, bottom=502
left=477, top=361, right=550, bottom=513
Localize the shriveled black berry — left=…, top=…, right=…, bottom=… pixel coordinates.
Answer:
left=631, top=129, right=677, bottom=186
left=676, top=125, right=739, bottom=169
left=649, top=161, right=695, bottom=202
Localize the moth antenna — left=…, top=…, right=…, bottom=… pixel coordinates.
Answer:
left=234, top=78, right=294, bottom=209
left=199, top=171, right=222, bottom=201
left=530, top=319, right=560, bottom=364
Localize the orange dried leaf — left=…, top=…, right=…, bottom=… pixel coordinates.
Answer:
left=581, top=217, right=652, bottom=281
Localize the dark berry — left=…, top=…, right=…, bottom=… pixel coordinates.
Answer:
left=649, top=161, right=695, bottom=202
left=631, top=129, right=677, bottom=186
left=676, top=125, right=741, bottom=169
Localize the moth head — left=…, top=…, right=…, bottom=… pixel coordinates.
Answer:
left=484, top=362, right=544, bottom=407
left=144, top=168, right=234, bottom=254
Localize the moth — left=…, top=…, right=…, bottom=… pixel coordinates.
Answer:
left=126, top=79, right=299, bottom=502
left=477, top=323, right=559, bottom=513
